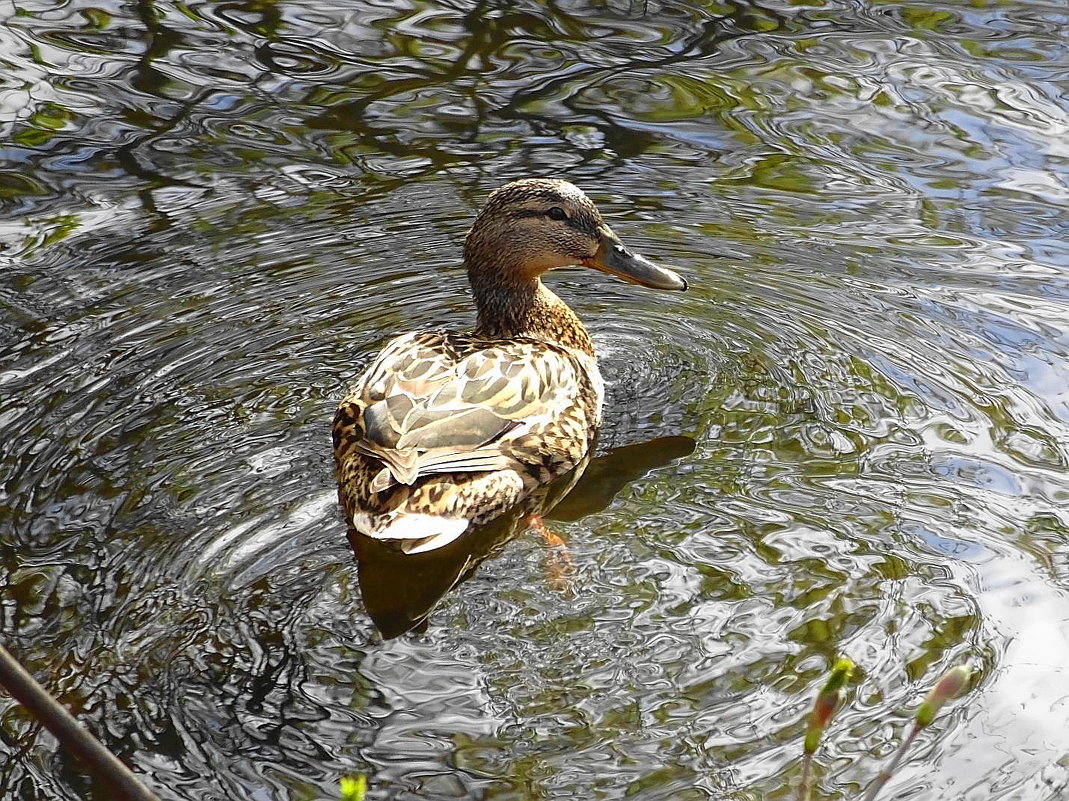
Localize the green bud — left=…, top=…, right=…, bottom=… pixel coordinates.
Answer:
left=803, top=658, right=856, bottom=755
left=824, top=657, right=855, bottom=694
left=340, top=774, right=368, bottom=801
left=915, top=665, right=973, bottom=727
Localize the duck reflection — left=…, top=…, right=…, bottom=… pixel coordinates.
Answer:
left=348, top=435, right=695, bottom=638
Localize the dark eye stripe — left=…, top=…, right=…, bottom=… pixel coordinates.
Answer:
left=507, top=208, right=598, bottom=237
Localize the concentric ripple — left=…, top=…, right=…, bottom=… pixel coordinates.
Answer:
left=2, top=1, right=1069, bottom=800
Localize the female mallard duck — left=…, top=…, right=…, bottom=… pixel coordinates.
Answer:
left=333, top=178, right=686, bottom=554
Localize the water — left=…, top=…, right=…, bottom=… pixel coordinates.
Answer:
left=2, top=0, right=1068, bottom=798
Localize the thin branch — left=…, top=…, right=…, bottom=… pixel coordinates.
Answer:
left=0, top=643, right=160, bottom=801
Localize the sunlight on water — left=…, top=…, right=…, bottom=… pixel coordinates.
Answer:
left=2, top=0, right=1069, bottom=799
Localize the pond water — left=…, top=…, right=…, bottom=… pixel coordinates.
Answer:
left=2, top=0, right=1069, bottom=799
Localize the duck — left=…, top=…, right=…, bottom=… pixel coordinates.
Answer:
left=333, top=178, right=687, bottom=554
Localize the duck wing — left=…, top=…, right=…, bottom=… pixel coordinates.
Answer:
left=334, top=332, right=588, bottom=492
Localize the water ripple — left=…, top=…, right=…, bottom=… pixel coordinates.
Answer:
left=3, top=1, right=1069, bottom=799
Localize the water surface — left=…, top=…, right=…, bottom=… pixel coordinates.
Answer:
left=2, top=1, right=1069, bottom=799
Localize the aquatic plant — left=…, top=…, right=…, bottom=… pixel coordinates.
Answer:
left=798, top=657, right=855, bottom=801
left=860, top=665, right=975, bottom=801
left=339, top=774, right=368, bottom=801
left=797, top=660, right=975, bottom=801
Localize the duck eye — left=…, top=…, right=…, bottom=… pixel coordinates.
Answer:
left=546, top=206, right=568, bottom=221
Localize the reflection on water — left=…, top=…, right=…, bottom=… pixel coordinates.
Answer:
left=352, top=436, right=696, bottom=638
left=2, top=0, right=1069, bottom=799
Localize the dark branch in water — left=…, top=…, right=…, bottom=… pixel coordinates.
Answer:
left=0, top=643, right=161, bottom=801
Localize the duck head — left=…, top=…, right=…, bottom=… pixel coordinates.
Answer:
left=463, top=178, right=688, bottom=292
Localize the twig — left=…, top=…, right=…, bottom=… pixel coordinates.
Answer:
left=861, top=722, right=921, bottom=801
left=798, top=753, right=813, bottom=801
left=0, top=643, right=161, bottom=801
left=797, top=657, right=855, bottom=801
left=862, top=665, right=974, bottom=801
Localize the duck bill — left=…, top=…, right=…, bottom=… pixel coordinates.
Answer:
left=583, top=224, right=688, bottom=291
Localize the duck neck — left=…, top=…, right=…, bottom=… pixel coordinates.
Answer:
left=468, top=267, right=595, bottom=356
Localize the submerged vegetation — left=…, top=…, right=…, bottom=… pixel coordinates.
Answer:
left=2, top=642, right=974, bottom=800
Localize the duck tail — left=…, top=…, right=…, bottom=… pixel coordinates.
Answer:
left=372, top=513, right=470, bottom=554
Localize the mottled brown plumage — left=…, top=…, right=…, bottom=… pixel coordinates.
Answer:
left=334, top=178, right=686, bottom=553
